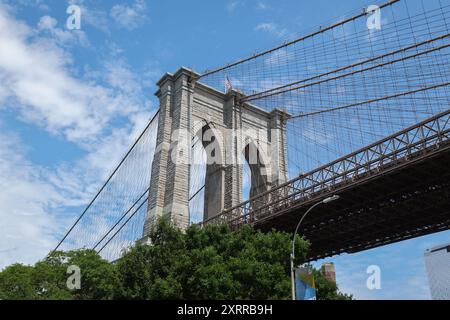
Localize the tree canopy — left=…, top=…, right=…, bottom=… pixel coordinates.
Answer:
left=0, top=217, right=351, bottom=300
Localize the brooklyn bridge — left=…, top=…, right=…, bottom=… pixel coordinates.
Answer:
left=54, top=0, right=450, bottom=262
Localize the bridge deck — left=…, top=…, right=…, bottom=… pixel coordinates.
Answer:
left=203, top=110, right=450, bottom=261
left=258, top=144, right=450, bottom=260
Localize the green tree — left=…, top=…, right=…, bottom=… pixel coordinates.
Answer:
left=65, top=249, right=118, bottom=300
left=0, top=264, right=37, bottom=300
left=1, top=217, right=352, bottom=300
left=33, top=252, right=72, bottom=300
left=115, top=216, right=310, bottom=300
left=314, top=269, right=353, bottom=300
left=0, top=249, right=117, bottom=300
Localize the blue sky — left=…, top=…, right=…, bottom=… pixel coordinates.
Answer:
left=0, top=0, right=449, bottom=299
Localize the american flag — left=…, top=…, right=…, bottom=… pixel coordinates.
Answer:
left=225, top=75, right=233, bottom=91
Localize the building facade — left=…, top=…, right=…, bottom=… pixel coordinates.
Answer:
left=321, top=262, right=336, bottom=284
left=424, top=242, right=450, bottom=300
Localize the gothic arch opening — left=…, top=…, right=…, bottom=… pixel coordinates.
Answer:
left=189, top=122, right=224, bottom=224
left=243, top=142, right=269, bottom=204
left=242, top=158, right=251, bottom=203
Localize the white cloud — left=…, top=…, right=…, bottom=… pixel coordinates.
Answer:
left=0, top=5, right=157, bottom=268
left=227, top=0, right=269, bottom=13
left=254, top=22, right=288, bottom=38
left=0, top=72, right=10, bottom=105
left=37, top=15, right=89, bottom=47
left=0, top=7, right=152, bottom=146
left=1, top=0, right=49, bottom=12
left=227, top=0, right=242, bottom=12
left=67, top=0, right=111, bottom=33
left=110, top=0, right=148, bottom=30
left=0, top=130, right=68, bottom=269
left=264, top=49, right=293, bottom=66
left=0, top=124, right=138, bottom=269
left=256, top=2, right=269, bottom=10
left=37, top=14, right=56, bottom=29
left=103, top=59, right=142, bottom=95
left=0, top=94, right=153, bottom=270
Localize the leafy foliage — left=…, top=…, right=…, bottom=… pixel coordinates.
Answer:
left=0, top=217, right=350, bottom=300
left=115, top=217, right=309, bottom=300
left=314, top=269, right=353, bottom=300
left=0, top=264, right=37, bottom=300
left=0, top=249, right=117, bottom=300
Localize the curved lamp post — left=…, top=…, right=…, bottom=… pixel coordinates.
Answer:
left=290, top=195, right=340, bottom=300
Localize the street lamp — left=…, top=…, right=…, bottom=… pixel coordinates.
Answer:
left=290, top=195, right=340, bottom=300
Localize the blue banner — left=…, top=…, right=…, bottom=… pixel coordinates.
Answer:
left=295, top=266, right=317, bottom=300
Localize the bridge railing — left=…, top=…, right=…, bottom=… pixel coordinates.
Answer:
left=202, top=110, right=450, bottom=229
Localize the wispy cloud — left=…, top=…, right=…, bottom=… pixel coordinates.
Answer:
left=254, top=22, right=288, bottom=38
left=0, top=116, right=154, bottom=269
left=226, top=0, right=243, bottom=13
left=0, top=5, right=156, bottom=268
left=1, top=0, right=49, bottom=12
left=256, top=2, right=270, bottom=10
left=227, top=0, right=269, bottom=13
left=37, top=15, right=89, bottom=47
left=0, top=129, right=71, bottom=269
left=264, top=48, right=293, bottom=66
left=68, top=0, right=111, bottom=34
left=0, top=7, right=152, bottom=145
left=110, top=0, right=148, bottom=30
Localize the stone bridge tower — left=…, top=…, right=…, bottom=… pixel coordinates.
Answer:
left=142, top=67, right=290, bottom=235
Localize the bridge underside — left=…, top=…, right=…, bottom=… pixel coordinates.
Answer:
left=255, top=146, right=450, bottom=261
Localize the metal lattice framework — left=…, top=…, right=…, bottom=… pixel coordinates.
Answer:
left=202, top=110, right=450, bottom=229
